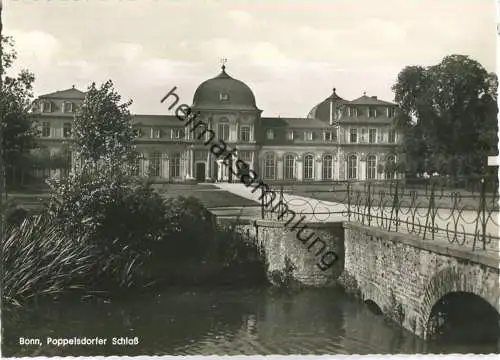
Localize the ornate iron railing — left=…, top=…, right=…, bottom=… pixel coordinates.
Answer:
left=260, top=176, right=499, bottom=252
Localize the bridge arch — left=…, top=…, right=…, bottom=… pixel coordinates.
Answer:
left=419, top=266, right=500, bottom=340
left=361, top=282, right=389, bottom=316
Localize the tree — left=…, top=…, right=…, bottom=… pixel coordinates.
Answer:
left=1, top=35, right=38, bottom=188
left=392, top=55, right=498, bottom=178
left=71, top=80, right=138, bottom=177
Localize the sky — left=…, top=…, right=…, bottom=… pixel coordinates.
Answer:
left=3, top=0, right=498, bottom=117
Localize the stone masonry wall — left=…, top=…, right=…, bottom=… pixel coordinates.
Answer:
left=342, top=222, right=500, bottom=339
left=218, top=217, right=344, bottom=287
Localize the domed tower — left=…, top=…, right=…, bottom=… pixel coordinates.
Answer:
left=192, top=64, right=259, bottom=111
left=307, top=88, right=346, bottom=125
left=190, top=64, right=262, bottom=182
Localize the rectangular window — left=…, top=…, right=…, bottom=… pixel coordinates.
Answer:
left=218, top=123, right=229, bottom=141
left=151, top=128, right=161, bottom=139
left=387, top=107, right=395, bottom=118
left=388, top=129, right=396, bottom=144
left=366, top=155, right=377, bottom=180
left=304, top=131, right=313, bottom=141
left=170, top=152, right=181, bottom=178
left=360, top=128, right=367, bottom=143
left=63, top=122, right=72, bottom=138
left=63, top=102, right=73, bottom=113
left=149, top=152, right=161, bottom=177
left=349, top=128, right=358, bottom=143
left=348, top=155, right=357, bottom=180
left=172, top=128, right=183, bottom=139
left=368, top=107, right=376, bottom=117
left=324, top=131, right=337, bottom=142
left=41, top=102, right=52, bottom=113
left=266, top=129, right=275, bottom=140
left=134, top=128, right=143, bottom=138
left=369, top=128, right=377, bottom=144
left=42, top=122, right=50, bottom=137
left=286, top=130, right=294, bottom=140
left=239, top=151, right=252, bottom=163
left=240, top=126, right=250, bottom=142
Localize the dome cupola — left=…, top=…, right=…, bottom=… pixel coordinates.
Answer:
left=192, top=65, right=259, bottom=111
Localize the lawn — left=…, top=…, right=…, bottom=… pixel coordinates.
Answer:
left=7, top=184, right=260, bottom=213
left=149, top=183, right=260, bottom=209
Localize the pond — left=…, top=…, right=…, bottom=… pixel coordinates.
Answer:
left=2, top=286, right=497, bottom=356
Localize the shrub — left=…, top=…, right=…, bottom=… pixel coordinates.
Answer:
left=158, top=196, right=216, bottom=260
left=5, top=205, right=28, bottom=228
left=47, top=172, right=168, bottom=288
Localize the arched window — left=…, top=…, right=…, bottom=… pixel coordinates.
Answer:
left=347, top=154, right=357, bottom=180
left=366, top=155, right=376, bottom=180
left=303, top=154, right=314, bottom=180
left=284, top=154, right=296, bottom=180
left=170, top=152, right=181, bottom=178
left=322, top=154, right=333, bottom=180
left=386, top=155, right=396, bottom=179
left=264, top=153, right=276, bottom=179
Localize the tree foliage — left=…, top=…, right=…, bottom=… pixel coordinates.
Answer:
left=71, top=80, right=138, bottom=177
left=392, top=55, right=498, bottom=177
left=1, top=36, right=38, bottom=185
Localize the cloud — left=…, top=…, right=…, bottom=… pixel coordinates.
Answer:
left=103, top=43, right=144, bottom=63
left=226, top=10, right=254, bottom=27
left=199, top=38, right=288, bottom=63
left=7, top=30, right=61, bottom=64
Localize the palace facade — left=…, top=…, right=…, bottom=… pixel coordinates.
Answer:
left=32, top=65, right=401, bottom=182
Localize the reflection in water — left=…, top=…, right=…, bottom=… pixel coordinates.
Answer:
left=2, top=287, right=497, bottom=356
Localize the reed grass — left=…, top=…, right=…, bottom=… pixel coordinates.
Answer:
left=2, top=213, right=94, bottom=306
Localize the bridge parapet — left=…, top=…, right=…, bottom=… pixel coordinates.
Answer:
left=342, top=221, right=500, bottom=339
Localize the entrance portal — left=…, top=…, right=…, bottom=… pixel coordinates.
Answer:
left=195, top=162, right=206, bottom=182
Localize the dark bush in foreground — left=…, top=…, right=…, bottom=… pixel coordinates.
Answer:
left=2, top=174, right=267, bottom=306
left=5, top=205, right=29, bottom=228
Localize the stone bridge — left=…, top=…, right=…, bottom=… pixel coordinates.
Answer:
left=220, top=216, right=500, bottom=341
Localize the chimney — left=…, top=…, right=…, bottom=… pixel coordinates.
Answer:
left=371, top=96, right=377, bottom=100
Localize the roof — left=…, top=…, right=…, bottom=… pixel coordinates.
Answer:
left=349, top=94, right=394, bottom=106
left=192, top=66, right=260, bottom=111
left=39, top=87, right=87, bottom=100
left=132, top=114, right=185, bottom=126
left=262, top=117, right=329, bottom=129
left=307, top=88, right=348, bottom=120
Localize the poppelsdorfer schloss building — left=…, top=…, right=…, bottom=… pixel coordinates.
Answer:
left=32, top=65, right=401, bottom=182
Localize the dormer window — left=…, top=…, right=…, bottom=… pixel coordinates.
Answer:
left=219, top=92, right=229, bottom=101
left=266, top=129, right=275, bottom=140
left=41, top=101, right=52, bottom=113
left=286, top=130, right=294, bottom=140
left=304, top=131, right=313, bottom=141
left=368, top=107, right=376, bottom=117
left=63, top=102, right=73, bottom=113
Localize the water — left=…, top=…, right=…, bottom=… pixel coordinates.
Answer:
left=2, top=287, right=497, bottom=356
